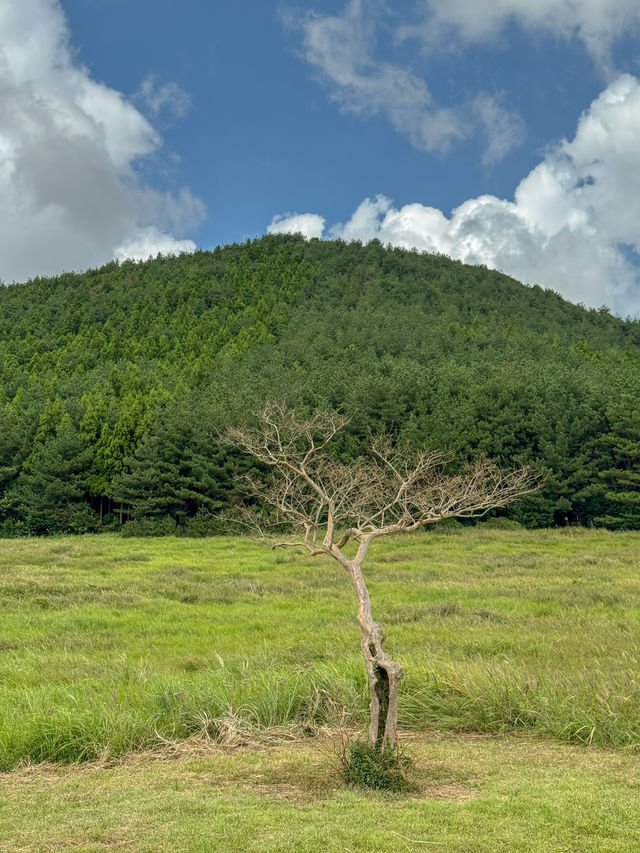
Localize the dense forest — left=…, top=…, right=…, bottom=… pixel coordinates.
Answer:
left=0, top=234, right=639, bottom=535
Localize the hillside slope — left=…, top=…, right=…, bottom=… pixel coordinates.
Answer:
left=1, top=235, right=638, bottom=533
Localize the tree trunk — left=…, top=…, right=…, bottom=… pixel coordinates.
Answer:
left=349, top=557, right=403, bottom=749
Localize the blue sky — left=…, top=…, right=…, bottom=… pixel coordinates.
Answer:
left=2, top=0, right=640, bottom=314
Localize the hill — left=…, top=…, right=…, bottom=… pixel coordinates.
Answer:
left=0, top=235, right=639, bottom=533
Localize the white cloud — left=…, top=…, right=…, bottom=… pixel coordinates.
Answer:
left=114, top=228, right=197, bottom=262
left=414, top=0, right=640, bottom=69
left=134, top=75, right=192, bottom=124
left=267, top=213, right=326, bottom=239
left=288, top=0, right=640, bottom=160
left=473, top=93, right=527, bottom=168
left=287, top=0, right=468, bottom=153
left=0, top=0, right=202, bottom=283
left=268, top=75, right=640, bottom=315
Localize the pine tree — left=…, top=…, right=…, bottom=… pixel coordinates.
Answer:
left=593, top=396, right=640, bottom=529
left=6, top=413, right=96, bottom=533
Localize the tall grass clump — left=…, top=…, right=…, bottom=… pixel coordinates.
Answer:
left=340, top=739, right=416, bottom=792
left=0, top=662, right=368, bottom=769
left=399, top=664, right=640, bottom=748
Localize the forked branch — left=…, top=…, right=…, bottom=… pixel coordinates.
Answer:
left=226, top=403, right=540, bottom=552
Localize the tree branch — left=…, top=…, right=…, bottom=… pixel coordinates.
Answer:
left=224, top=404, right=541, bottom=549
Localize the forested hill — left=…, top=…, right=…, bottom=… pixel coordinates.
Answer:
left=1, top=234, right=639, bottom=534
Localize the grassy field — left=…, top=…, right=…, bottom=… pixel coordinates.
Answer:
left=1, top=527, right=640, bottom=772
left=2, top=731, right=640, bottom=852
left=2, top=528, right=640, bottom=850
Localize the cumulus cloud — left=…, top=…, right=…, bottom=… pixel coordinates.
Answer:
left=413, top=0, right=640, bottom=69
left=114, top=228, right=197, bottom=262
left=267, top=212, right=326, bottom=239
left=0, top=0, right=203, bottom=283
left=268, top=75, right=640, bottom=315
left=287, top=0, right=640, bottom=161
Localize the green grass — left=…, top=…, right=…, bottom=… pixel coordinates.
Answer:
left=2, top=732, right=640, bottom=851
left=1, top=528, right=640, bottom=770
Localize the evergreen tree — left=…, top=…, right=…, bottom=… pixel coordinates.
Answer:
left=6, top=413, right=96, bottom=533
left=592, top=397, right=640, bottom=529
left=112, top=405, right=236, bottom=525
left=0, top=235, right=638, bottom=532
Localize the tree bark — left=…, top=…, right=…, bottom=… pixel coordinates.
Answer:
left=349, top=555, right=403, bottom=749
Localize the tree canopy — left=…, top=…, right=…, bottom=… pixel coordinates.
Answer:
left=0, top=234, right=638, bottom=534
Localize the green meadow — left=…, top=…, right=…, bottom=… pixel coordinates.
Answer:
left=1, top=528, right=640, bottom=771
left=2, top=732, right=640, bottom=852
left=2, top=528, right=640, bottom=850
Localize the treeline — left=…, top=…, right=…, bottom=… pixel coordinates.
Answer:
left=0, top=235, right=639, bottom=534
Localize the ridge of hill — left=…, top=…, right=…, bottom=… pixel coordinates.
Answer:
left=1, top=234, right=639, bottom=533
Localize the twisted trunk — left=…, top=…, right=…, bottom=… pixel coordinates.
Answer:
left=348, top=547, right=403, bottom=749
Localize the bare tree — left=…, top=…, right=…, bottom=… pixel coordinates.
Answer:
left=226, top=402, right=539, bottom=750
